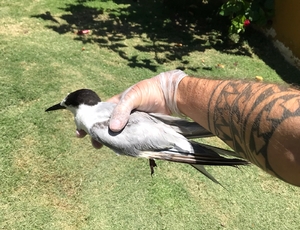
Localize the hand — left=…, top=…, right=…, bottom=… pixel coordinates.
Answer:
left=75, top=69, right=188, bottom=148
left=108, top=69, right=188, bottom=132
left=76, top=129, right=103, bottom=149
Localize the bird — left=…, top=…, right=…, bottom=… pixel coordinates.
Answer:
left=45, top=89, right=249, bottom=185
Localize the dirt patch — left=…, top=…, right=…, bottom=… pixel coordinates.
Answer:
left=0, top=18, right=32, bottom=37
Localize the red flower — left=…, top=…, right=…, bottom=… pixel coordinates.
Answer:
left=77, top=30, right=90, bottom=35
left=244, top=19, right=251, bottom=27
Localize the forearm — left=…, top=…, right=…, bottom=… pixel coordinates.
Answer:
left=177, top=77, right=300, bottom=186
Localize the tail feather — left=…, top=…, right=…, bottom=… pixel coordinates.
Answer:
left=191, top=141, right=241, bottom=158
left=190, top=164, right=223, bottom=186
left=140, top=150, right=248, bottom=166
left=139, top=142, right=249, bottom=186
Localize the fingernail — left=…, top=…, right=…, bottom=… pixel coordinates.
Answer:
left=76, top=130, right=81, bottom=137
left=110, top=119, right=122, bottom=132
left=76, top=129, right=87, bottom=138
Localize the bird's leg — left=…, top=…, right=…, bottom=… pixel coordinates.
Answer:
left=149, top=159, right=157, bottom=176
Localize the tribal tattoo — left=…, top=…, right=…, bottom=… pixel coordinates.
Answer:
left=207, top=81, right=300, bottom=178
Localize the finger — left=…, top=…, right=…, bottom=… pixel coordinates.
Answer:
left=109, top=105, right=131, bottom=132
left=76, top=129, right=87, bottom=138
left=91, top=138, right=103, bottom=149
left=109, top=86, right=142, bottom=132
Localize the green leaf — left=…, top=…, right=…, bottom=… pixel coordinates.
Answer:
left=219, top=0, right=245, bottom=16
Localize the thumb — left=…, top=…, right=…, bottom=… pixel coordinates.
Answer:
left=109, top=104, right=132, bottom=132
left=109, top=86, right=142, bottom=132
left=109, top=110, right=129, bottom=132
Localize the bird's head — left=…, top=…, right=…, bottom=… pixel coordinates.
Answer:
left=45, top=89, right=102, bottom=134
left=45, top=89, right=102, bottom=115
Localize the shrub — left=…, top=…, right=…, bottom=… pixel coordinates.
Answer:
left=219, top=0, right=275, bottom=36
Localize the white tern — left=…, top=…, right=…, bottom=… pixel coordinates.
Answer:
left=45, top=89, right=249, bottom=185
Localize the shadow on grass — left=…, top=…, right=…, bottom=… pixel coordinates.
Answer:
left=32, top=0, right=300, bottom=84
left=245, top=29, right=300, bottom=85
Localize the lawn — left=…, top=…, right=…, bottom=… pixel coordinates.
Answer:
left=1, top=0, right=300, bottom=229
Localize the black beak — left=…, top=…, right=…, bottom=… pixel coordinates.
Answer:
left=45, top=103, right=66, bottom=112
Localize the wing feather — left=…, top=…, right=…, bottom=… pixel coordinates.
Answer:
left=88, top=104, right=248, bottom=185
left=149, top=113, right=213, bottom=138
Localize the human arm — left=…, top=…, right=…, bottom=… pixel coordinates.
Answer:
left=86, top=70, right=300, bottom=186
left=177, top=77, right=300, bottom=186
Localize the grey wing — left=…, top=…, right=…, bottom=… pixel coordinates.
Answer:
left=89, top=109, right=249, bottom=186
left=89, top=111, right=193, bottom=157
left=149, top=113, right=213, bottom=138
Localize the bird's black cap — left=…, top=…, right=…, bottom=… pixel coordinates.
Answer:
left=45, top=89, right=101, bottom=112
left=64, top=89, right=101, bottom=107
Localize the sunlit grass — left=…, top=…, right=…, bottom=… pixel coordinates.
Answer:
left=1, top=0, right=300, bottom=229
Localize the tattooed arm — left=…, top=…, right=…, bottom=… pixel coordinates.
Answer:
left=177, top=77, right=300, bottom=186
left=81, top=70, right=300, bottom=186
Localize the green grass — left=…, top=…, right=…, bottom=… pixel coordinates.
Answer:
left=1, top=0, right=300, bottom=229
